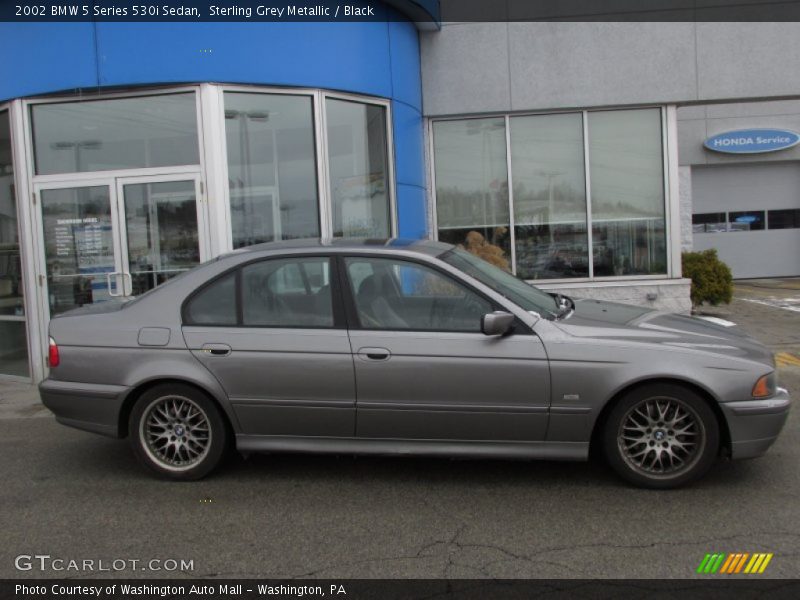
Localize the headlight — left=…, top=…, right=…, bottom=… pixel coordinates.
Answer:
left=752, top=372, right=776, bottom=398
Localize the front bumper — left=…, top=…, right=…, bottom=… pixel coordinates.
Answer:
left=720, top=387, right=791, bottom=459
left=39, top=378, right=128, bottom=438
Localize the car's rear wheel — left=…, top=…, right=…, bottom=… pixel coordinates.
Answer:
left=603, top=383, right=719, bottom=489
left=129, top=384, right=227, bottom=480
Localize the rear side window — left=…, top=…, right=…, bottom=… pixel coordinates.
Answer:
left=241, top=257, right=333, bottom=327
left=184, top=272, right=237, bottom=325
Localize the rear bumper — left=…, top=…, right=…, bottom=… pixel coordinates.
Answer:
left=39, top=379, right=128, bottom=438
left=720, top=387, right=791, bottom=459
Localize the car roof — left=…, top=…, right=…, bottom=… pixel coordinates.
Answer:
left=223, top=237, right=455, bottom=258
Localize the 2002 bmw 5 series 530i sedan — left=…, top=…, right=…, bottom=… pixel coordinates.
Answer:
left=39, top=239, right=790, bottom=488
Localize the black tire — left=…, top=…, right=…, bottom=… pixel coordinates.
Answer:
left=603, top=383, right=720, bottom=489
left=129, top=383, right=228, bottom=481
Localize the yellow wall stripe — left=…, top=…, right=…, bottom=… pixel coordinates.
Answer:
left=749, top=554, right=766, bottom=573
left=776, top=352, right=800, bottom=367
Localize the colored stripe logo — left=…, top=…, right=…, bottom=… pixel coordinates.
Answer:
left=697, top=553, right=773, bottom=574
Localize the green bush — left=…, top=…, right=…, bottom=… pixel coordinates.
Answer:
left=682, top=249, right=733, bottom=308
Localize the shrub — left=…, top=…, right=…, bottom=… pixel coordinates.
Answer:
left=682, top=249, right=733, bottom=308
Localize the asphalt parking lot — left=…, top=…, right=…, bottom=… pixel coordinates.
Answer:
left=0, top=281, right=798, bottom=580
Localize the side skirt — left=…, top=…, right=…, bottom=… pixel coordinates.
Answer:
left=236, top=435, right=588, bottom=461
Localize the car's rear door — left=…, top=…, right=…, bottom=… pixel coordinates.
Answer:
left=182, top=255, right=356, bottom=437
left=341, top=254, right=550, bottom=441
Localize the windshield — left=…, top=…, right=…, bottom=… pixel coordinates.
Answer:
left=440, top=248, right=560, bottom=318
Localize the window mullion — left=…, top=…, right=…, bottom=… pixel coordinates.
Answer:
left=582, top=110, right=594, bottom=280
left=316, top=91, right=333, bottom=238
left=504, top=115, right=516, bottom=276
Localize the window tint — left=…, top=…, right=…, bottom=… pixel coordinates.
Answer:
left=345, top=257, right=491, bottom=332
left=242, top=257, right=333, bottom=327
left=185, top=272, right=237, bottom=325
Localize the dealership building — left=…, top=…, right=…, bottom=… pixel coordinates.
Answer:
left=1, top=2, right=800, bottom=382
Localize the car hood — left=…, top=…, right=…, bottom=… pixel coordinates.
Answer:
left=553, top=298, right=774, bottom=366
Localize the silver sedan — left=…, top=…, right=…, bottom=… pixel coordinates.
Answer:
left=39, top=239, right=791, bottom=488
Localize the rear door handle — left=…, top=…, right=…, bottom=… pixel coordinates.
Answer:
left=202, top=343, right=231, bottom=357
left=357, top=347, right=391, bottom=361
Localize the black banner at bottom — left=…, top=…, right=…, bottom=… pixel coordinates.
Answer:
left=1, top=580, right=799, bottom=600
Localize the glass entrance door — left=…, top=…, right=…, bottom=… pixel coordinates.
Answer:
left=36, top=174, right=205, bottom=319
left=116, top=176, right=205, bottom=296
left=38, top=183, right=123, bottom=317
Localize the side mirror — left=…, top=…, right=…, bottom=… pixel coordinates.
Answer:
left=481, top=311, right=515, bottom=336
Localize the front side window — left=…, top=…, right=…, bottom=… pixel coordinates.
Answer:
left=224, top=93, right=320, bottom=248
left=31, top=94, right=199, bottom=175
left=241, top=257, right=332, bottom=328
left=345, top=257, right=491, bottom=332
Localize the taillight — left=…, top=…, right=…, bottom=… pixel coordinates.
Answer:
left=48, top=337, right=60, bottom=368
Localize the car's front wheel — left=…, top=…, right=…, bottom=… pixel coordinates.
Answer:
left=129, top=383, right=228, bottom=480
left=603, top=383, right=720, bottom=489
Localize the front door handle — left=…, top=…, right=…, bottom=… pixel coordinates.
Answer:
left=202, top=343, right=231, bottom=357
left=357, top=347, right=391, bottom=361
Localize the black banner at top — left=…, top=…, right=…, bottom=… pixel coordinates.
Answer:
left=3, top=0, right=800, bottom=23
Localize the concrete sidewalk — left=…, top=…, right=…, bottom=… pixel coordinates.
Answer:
left=0, top=379, right=47, bottom=419
left=2, top=278, right=798, bottom=421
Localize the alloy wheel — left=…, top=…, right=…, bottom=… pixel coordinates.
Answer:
left=617, top=396, right=705, bottom=478
left=139, top=395, right=212, bottom=471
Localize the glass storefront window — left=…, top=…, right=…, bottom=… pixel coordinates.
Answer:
left=1, top=109, right=30, bottom=377
left=326, top=98, right=391, bottom=238
left=433, top=108, right=669, bottom=280
left=224, top=93, right=320, bottom=248
left=588, top=109, right=667, bottom=276
left=510, top=113, right=588, bottom=279
left=433, top=118, right=511, bottom=270
left=31, top=94, right=199, bottom=175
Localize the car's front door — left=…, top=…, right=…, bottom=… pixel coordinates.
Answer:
left=341, top=255, right=550, bottom=441
left=182, top=255, right=356, bottom=437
